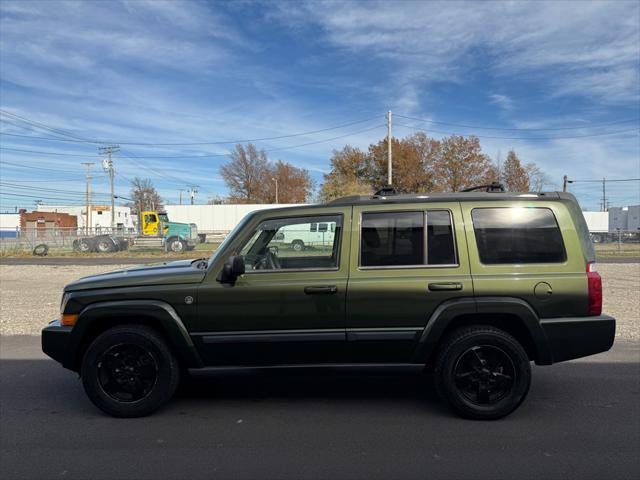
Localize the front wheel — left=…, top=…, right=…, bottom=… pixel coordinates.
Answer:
left=166, top=238, right=186, bottom=253
left=81, top=325, right=180, bottom=417
left=434, top=326, right=531, bottom=420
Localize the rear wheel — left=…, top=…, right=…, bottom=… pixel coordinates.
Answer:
left=434, top=326, right=531, bottom=420
left=96, top=237, right=115, bottom=253
left=77, top=238, right=93, bottom=253
left=81, top=325, right=180, bottom=417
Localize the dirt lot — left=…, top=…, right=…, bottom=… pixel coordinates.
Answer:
left=0, top=263, right=638, bottom=339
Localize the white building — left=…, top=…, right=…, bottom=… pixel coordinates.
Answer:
left=163, top=204, right=300, bottom=232
left=582, top=212, right=609, bottom=233
left=37, top=205, right=135, bottom=232
left=0, top=212, right=20, bottom=238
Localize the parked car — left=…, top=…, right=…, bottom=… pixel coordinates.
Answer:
left=42, top=189, right=614, bottom=419
left=273, top=221, right=336, bottom=251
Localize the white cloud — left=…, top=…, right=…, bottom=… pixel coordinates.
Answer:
left=271, top=0, right=640, bottom=105
left=488, top=94, right=513, bottom=111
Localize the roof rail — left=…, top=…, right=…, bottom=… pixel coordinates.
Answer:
left=460, top=182, right=505, bottom=193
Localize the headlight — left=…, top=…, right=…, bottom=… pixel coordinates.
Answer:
left=60, top=293, right=70, bottom=314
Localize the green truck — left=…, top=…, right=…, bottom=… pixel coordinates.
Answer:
left=43, top=187, right=614, bottom=419
left=135, top=210, right=200, bottom=253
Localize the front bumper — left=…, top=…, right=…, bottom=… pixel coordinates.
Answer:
left=42, top=320, right=74, bottom=369
left=540, top=315, right=615, bottom=364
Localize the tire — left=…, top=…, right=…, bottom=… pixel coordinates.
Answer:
left=77, top=238, right=93, bottom=253
left=166, top=237, right=186, bottom=253
left=96, top=236, right=115, bottom=253
left=434, top=325, right=531, bottom=420
left=291, top=240, right=304, bottom=252
left=32, top=243, right=49, bottom=256
left=81, top=325, right=180, bottom=418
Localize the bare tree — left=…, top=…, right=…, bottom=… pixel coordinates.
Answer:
left=220, top=143, right=314, bottom=203
left=525, top=163, right=551, bottom=192
left=129, top=177, right=162, bottom=214
left=220, top=144, right=271, bottom=203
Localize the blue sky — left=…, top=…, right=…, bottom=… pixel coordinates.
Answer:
left=1, top=0, right=639, bottom=211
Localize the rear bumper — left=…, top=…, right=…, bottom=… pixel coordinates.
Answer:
left=42, top=320, right=74, bottom=369
left=539, top=315, right=615, bottom=364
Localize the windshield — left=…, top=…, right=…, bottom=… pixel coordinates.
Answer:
left=207, top=212, right=254, bottom=264
left=158, top=213, right=169, bottom=222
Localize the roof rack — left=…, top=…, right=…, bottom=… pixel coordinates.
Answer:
left=373, top=186, right=397, bottom=197
left=460, top=182, right=505, bottom=193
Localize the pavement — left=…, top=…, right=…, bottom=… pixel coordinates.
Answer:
left=2, top=255, right=639, bottom=265
left=1, top=336, right=638, bottom=480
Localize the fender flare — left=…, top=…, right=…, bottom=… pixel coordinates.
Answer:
left=63, top=299, right=203, bottom=370
left=412, top=297, right=552, bottom=365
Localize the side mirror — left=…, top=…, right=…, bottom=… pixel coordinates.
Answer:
left=216, top=255, right=245, bottom=284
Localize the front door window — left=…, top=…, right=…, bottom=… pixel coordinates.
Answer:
left=239, top=215, right=342, bottom=271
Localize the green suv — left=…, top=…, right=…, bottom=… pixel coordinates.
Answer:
left=42, top=190, right=615, bottom=419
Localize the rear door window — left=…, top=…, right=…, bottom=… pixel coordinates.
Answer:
left=471, top=207, right=566, bottom=264
left=360, top=210, right=457, bottom=267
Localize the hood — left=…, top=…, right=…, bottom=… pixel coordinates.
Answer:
left=64, top=259, right=207, bottom=292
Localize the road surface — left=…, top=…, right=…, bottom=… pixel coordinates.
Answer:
left=1, top=336, right=638, bottom=480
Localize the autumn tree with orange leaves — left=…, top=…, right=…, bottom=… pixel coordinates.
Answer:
left=320, top=134, right=547, bottom=200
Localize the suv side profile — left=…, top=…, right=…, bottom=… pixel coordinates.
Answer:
left=42, top=191, right=615, bottom=419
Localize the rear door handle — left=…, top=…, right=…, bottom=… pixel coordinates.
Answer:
left=428, top=282, right=463, bottom=291
left=304, top=286, right=338, bottom=295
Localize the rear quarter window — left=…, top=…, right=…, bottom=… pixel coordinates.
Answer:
left=472, top=207, right=566, bottom=264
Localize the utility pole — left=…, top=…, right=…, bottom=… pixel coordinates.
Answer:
left=601, top=177, right=607, bottom=212
left=178, top=189, right=185, bottom=205
left=189, top=186, right=198, bottom=205
left=81, top=162, right=94, bottom=234
left=99, top=145, right=120, bottom=232
left=387, top=110, right=393, bottom=186
left=563, top=175, right=568, bottom=192
left=272, top=177, right=279, bottom=204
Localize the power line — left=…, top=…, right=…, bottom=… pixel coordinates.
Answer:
left=0, top=116, right=380, bottom=146
left=0, top=182, right=111, bottom=197
left=0, top=124, right=385, bottom=159
left=0, top=160, right=90, bottom=175
left=569, top=178, right=640, bottom=183
left=0, top=147, right=99, bottom=157
left=394, top=122, right=640, bottom=140
left=394, top=113, right=640, bottom=131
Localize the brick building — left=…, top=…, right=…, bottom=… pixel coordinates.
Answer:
left=19, top=210, right=77, bottom=238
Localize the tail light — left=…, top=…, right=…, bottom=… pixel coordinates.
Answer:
left=587, top=262, right=602, bottom=316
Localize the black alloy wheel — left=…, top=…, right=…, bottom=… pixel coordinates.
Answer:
left=453, top=345, right=515, bottom=405
left=81, top=325, right=180, bottom=417
left=434, top=326, right=531, bottom=420
left=97, top=343, right=159, bottom=403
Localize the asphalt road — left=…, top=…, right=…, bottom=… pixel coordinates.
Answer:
left=1, top=336, right=638, bottom=480
left=2, top=255, right=639, bottom=265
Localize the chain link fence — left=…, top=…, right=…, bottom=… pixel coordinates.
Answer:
left=0, top=227, right=229, bottom=255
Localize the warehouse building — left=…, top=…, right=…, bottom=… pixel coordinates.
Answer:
left=36, top=205, right=135, bottom=232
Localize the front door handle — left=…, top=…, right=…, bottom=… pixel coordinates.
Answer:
left=428, top=282, right=463, bottom=291
left=304, top=286, right=338, bottom=295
